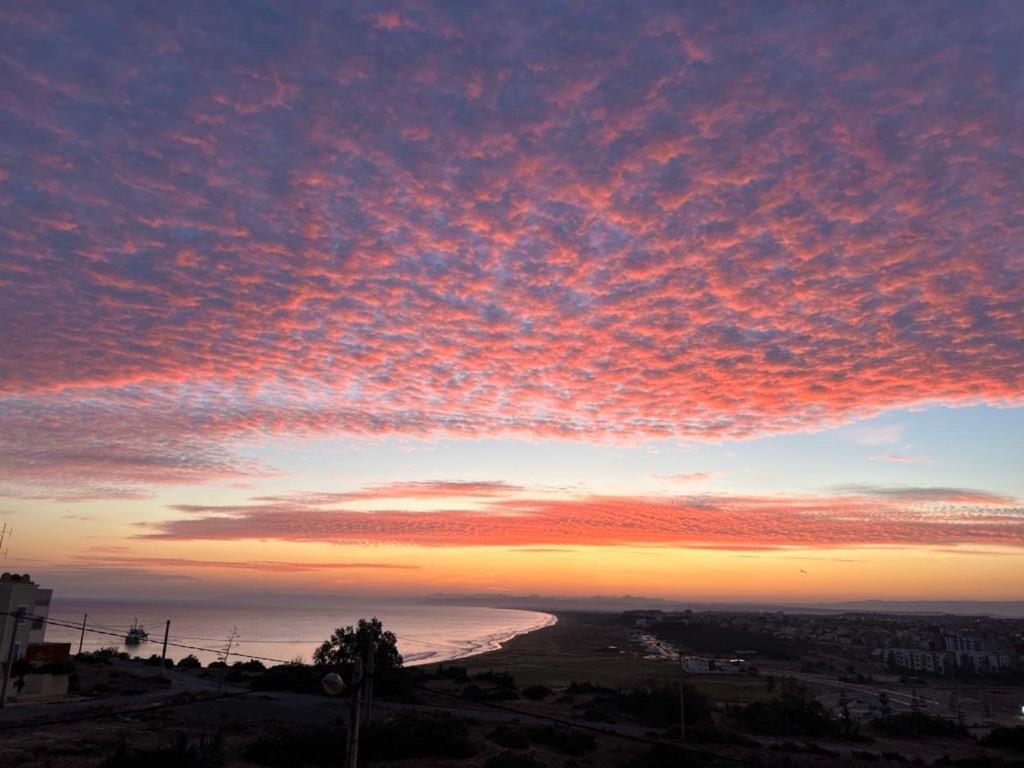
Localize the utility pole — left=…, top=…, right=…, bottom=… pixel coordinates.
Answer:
left=678, top=651, right=686, bottom=741
left=347, top=657, right=364, bottom=768
left=161, top=620, right=170, bottom=667
left=78, top=613, right=88, bottom=655
left=365, top=635, right=376, bottom=727
left=1, top=607, right=26, bottom=708
left=217, top=627, right=238, bottom=692
left=0, top=523, right=10, bottom=560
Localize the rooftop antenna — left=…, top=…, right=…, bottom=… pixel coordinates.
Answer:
left=0, top=523, right=10, bottom=560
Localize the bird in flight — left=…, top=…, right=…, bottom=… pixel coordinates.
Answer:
left=799, top=569, right=808, bottom=574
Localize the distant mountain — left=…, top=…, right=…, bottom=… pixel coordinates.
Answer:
left=421, top=593, right=1024, bottom=617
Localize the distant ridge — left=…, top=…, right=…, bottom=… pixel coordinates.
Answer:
left=422, top=593, right=1024, bottom=618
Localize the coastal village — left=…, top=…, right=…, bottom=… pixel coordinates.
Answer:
left=4, top=572, right=1024, bottom=767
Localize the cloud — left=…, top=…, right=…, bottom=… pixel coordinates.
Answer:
left=655, top=472, right=719, bottom=483
left=869, top=453, right=933, bottom=464
left=847, top=425, right=906, bottom=446
left=0, top=1, right=1022, bottom=499
left=70, top=555, right=418, bottom=572
left=828, top=485, right=1013, bottom=503
left=139, top=482, right=1024, bottom=551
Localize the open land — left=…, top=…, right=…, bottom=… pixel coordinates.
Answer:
left=1, top=610, right=1023, bottom=767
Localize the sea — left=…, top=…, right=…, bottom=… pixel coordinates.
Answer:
left=41, top=598, right=556, bottom=667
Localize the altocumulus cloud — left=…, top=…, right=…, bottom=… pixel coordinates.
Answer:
left=0, top=1, right=1022, bottom=498
left=136, top=482, right=1024, bottom=551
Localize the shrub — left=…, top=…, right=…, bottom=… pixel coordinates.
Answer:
left=176, top=655, right=202, bottom=670
left=243, top=725, right=345, bottom=767
left=870, top=712, right=968, bottom=739
left=476, top=669, right=516, bottom=687
left=615, top=683, right=712, bottom=728
left=567, top=680, right=614, bottom=695
left=736, top=679, right=833, bottom=737
left=484, top=751, right=548, bottom=768
left=101, top=732, right=224, bottom=768
left=363, top=710, right=476, bottom=761
left=248, top=664, right=324, bottom=694
left=488, top=725, right=531, bottom=749
left=435, top=664, right=470, bottom=681
left=522, top=684, right=552, bottom=701
left=528, top=725, right=595, bottom=756
left=981, top=726, right=1024, bottom=752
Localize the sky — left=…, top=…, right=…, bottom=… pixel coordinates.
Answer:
left=0, top=1, right=1022, bottom=602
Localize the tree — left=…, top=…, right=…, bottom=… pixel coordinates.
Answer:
left=314, top=617, right=402, bottom=673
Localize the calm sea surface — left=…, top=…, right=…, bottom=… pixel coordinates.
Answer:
left=42, top=598, right=556, bottom=667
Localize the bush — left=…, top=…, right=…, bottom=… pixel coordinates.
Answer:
left=566, top=680, right=614, bottom=696
left=243, top=725, right=345, bottom=767
left=621, top=744, right=710, bottom=768
left=363, top=710, right=476, bottom=761
left=488, top=725, right=531, bottom=749
left=435, top=664, right=470, bottom=681
left=982, top=726, right=1024, bottom=752
left=529, top=725, right=595, bottom=756
left=102, top=732, right=224, bottom=768
left=476, top=669, right=516, bottom=687
left=615, top=683, right=712, bottom=728
left=248, top=663, right=325, bottom=694
left=484, top=751, right=548, bottom=768
left=176, top=655, right=202, bottom=670
left=522, top=684, right=552, bottom=701
left=870, top=712, right=968, bottom=739
left=735, top=679, right=834, bottom=737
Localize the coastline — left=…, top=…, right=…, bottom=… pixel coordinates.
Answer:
left=404, top=609, right=558, bottom=666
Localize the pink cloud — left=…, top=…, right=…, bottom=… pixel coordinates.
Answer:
left=138, top=482, right=1024, bottom=551
left=869, top=453, right=934, bottom=464
left=0, top=2, right=1021, bottom=500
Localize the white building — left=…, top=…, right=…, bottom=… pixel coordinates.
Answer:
left=0, top=573, right=52, bottom=663
left=945, top=635, right=984, bottom=653
left=953, top=650, right=1010, bottom=673
left=884, top=647, right=948, bottom=675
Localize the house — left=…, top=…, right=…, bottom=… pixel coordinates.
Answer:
left=0, top=573, right=52, bottom=663
left=1, top=573, right=68, bottom=703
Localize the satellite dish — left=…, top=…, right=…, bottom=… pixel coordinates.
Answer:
left=321, top=672, right=346, bottom=696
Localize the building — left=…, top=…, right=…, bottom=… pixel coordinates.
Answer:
left=884, top=647, right=948, bottom=675
left=953, top=650, right=1010, bottom=673
left=1, top=572, right=67, bottom=704
left=683, top=656, right=710, bottom=673
left=945, top=634, right=984, bottom=653
left=0, top=572, right=52, bottom=663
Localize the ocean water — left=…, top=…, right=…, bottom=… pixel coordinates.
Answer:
left=41, top=598, right=556, bottom=667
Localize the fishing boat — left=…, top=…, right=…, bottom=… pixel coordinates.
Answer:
left=124, top=618, right=149, bottom=645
